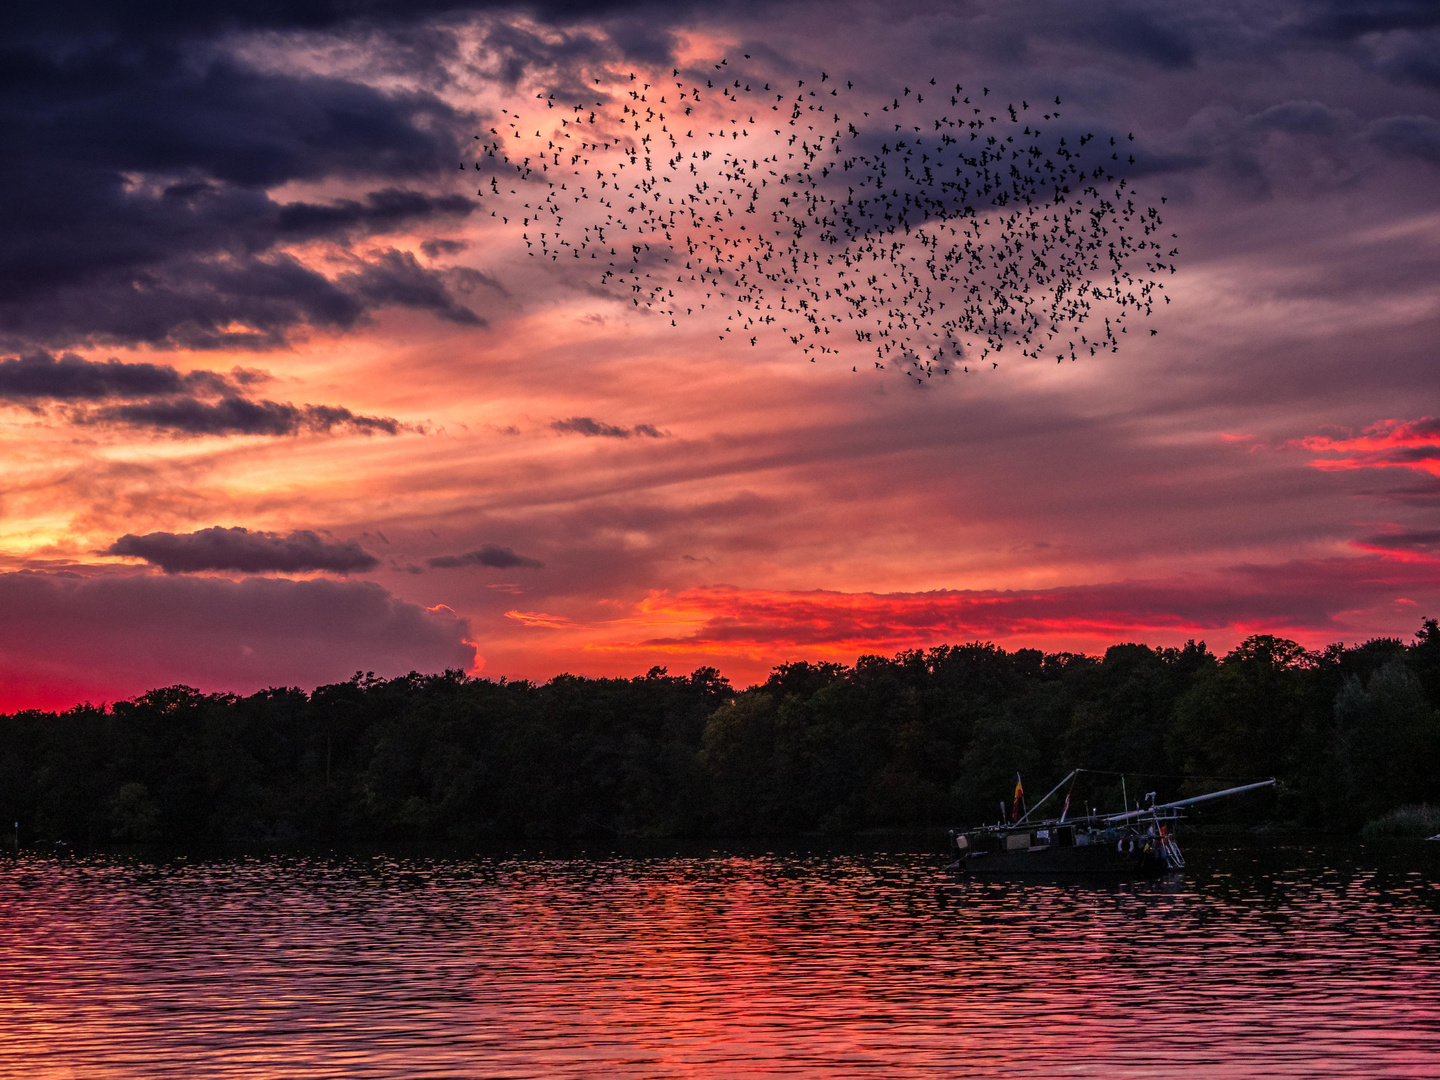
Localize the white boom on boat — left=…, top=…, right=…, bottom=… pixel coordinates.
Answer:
left=1101, top=779, right=1276, bottom=823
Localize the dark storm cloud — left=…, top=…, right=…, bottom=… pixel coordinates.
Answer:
left=1298, top=0, right=1440, bottom=40
left=108, top=526, right=380, bottom=574
left=0, top=351, right=237, bottom=401
left=340, top=249, right=485, bottom=326
left=427, top=544, right=544, bottom=569
left=0, top=224, right=480, bottom=353
left=0, top=351, right=409, bottom=437
left=0, top=20, right=485, bottom=351
left=0, top=1, right=684, bottom=43
left=1070, top=4, right=1198, bottom=69
left=1297, top=4, right=1440, bottom=95
left=93, top=398, right=405, bottom=437
left=1368, top=115, right=1440, bottom=163
left=1370, top=32, right=1440, bottom=90
left=10, top=0, right=1430, bottom=356
left=0, top=0, right=781, bottom=352
left=275, top=190, right=477, bottom=240
left=84, top=62, right=457, bottom=189
left=480, top=18, right=612, bottom=87
left=1153, top=94, right=1440, bottom=201
left=552, top=416, right=665, bottom=438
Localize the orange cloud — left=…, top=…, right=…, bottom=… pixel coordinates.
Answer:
left=504, top=609, right=578, bottom=629
left=579, top=555, right=1440, bottom=662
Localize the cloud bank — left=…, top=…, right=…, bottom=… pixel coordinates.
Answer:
left=108, top=526, right=380, bottom=574
left=0, top=351, right=408, bottom=437
left=0, top=14, right=488, bottom=352
left=0, top=571, right=476, bottom=712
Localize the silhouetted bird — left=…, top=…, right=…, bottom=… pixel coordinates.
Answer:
left=469, top=58, right=1173, bottom=382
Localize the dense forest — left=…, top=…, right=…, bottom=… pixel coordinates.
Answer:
left=3, top=623, right=1439, bottom=846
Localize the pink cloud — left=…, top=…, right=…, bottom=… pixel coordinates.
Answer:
left=1304, top=417, right=1440, bottom=477
left=1352, top=528, right=1440, bottom=560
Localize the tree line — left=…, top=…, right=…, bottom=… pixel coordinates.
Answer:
left=3, top=622, right=1438, bottom=846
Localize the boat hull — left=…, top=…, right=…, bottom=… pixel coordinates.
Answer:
left=954, top=844, right=1169, bottom=876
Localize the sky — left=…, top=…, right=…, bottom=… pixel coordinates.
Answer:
left=2, top=0, right=1439, bottom=711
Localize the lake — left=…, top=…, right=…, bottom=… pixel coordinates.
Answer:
left=2, top=839, right=1437, bottom=1078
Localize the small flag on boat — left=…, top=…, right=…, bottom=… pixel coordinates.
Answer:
left=1060, top=792, right=1070, bottom=823
left=1012, top=774, right=1024, bottom=821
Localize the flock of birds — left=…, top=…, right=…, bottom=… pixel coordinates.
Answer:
left=465, top=57, right=1176, bottom=381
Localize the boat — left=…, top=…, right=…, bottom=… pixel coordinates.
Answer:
left=946, top=771, right=1276, bottom=875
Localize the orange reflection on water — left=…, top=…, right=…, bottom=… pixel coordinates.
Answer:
left=1, top=847, right=1438, bottom=1078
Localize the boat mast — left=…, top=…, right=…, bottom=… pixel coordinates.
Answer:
left=1015, top=769, right=1078, bottom=825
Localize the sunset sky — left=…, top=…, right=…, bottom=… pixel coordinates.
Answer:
left=3, top=0, right=1439, bottom=711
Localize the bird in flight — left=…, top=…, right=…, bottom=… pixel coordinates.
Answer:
left=464, top=58, right=1176, bottom=381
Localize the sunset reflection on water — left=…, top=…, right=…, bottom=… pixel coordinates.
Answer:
left=2, top=844, right=1437, bottom=1078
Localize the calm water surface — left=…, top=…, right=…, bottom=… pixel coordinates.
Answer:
left=2, top=840, right=1438, bottom=1078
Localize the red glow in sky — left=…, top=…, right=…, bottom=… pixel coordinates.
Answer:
left=2, top=1, right=1438, bottom=711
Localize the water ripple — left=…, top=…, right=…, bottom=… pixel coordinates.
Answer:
left=1, top=842, right=1437, bottom=1078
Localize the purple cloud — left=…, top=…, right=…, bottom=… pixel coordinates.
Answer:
left=108, top=527, right=380, bottom=574
left=427, top=544, right=543, bottom=570
left=0, top=571, right=476, bottom=711
left=552, top=416, right=665, bottom=438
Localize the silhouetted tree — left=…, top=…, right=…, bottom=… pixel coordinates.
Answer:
left=5, top=620, right=1440, bottom=844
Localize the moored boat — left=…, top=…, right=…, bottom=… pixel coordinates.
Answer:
left=947, top=772, right=1276, bottom=876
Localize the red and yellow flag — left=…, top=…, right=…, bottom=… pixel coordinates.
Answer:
left=1012, top=774, right=1024, bottom=821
